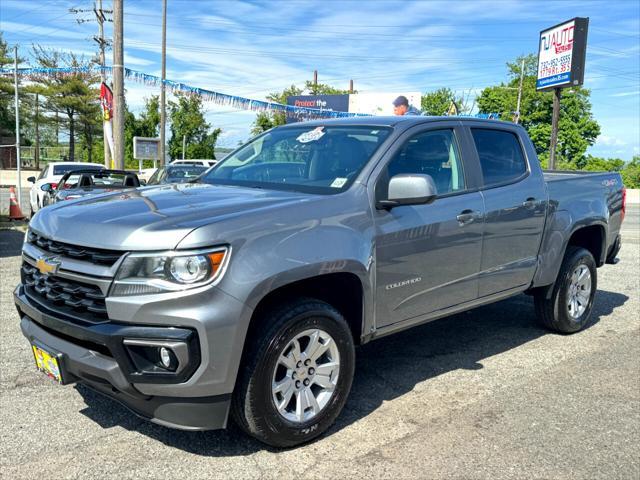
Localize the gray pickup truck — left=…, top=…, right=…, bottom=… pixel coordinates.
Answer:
left=16, top=117, right=626, bottom=447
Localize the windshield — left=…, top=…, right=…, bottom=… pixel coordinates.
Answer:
left=53, top=164, right=103, bottom=175
left=57, top=171, right=132, bottom=190
left=148, top=165, right=208, bottom=184
left=200, top=126, right=392, bottom=194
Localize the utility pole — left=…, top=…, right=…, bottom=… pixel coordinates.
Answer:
left=349, top=79, right=354, bottom=94
left=159, top=0, right=167, bottom=166
left=313, top=70, right=318, bottom=93
left=182, top=134, right=186, bottom=160
left=515, top=58, right=525, bottom=124
left=548, top=88, right=561, bottom=170
left=14, top=46, right=21, bottom=206
left=112, top=0, right=124, bottom=169
left=34, top=92, right=40, bottom=170
left=70, top=3, right=113, bottom=167
left=95, top=0, right=111, bottom=167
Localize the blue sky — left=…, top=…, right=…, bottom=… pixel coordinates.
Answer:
left=1, top=0, right=638, bottom=159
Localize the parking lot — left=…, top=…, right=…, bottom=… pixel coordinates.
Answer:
left=0, top=207, right=638, bottom=479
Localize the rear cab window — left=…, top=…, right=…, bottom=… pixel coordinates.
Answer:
left=471, top=129, right=527, bottom=187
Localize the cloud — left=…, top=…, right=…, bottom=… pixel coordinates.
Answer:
left=596, top=135, right=627, bottom=147
left=610, top=90, right=640, bottom=98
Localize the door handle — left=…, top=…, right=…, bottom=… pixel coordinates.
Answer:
left=457, top=209, right=481, bottom=226
left=522, top=197, right=537, bottom=209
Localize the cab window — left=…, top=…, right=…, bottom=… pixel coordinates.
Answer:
left=384, top=129, right=465, bottom=196
left=471, top=129, right=527, bottom=187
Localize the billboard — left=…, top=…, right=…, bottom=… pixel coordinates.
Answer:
left=536, top=17, right=589, bottom=91
left=286, top=95, right=350, bottom=123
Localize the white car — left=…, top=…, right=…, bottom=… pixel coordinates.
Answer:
left=27, top=162, right=104, bottom=216
left=170, top=159, right=217, bottom=167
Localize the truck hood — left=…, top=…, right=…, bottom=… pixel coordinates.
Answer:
left=30, top=183, right=308, bottom=250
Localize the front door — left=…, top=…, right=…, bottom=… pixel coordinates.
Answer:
left=374, top=126, right=485, bottom=328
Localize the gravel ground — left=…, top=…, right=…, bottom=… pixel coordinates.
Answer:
left=0, top=207, right=638, bottom=479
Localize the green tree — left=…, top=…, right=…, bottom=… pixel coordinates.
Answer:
left=168, top=93, right=220, bottom=160
left=31, top=45, right=100, bottom=162
left=621, top=155, right=640, bottom=189
left=251, top=84, right=302, bottom=135
left=303, top=80, right=350, bottom=96
left=122, top=96, right=161, bottom=168
left=477, top=54, right=600, bottom=168
left=0, top=32, right=15, bottom=138
left=421, top=87, right=463, bottom=116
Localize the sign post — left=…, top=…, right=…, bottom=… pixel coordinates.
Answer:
left=536, top=17, right=589, bottom=169
left=133, top=136, right=160, bottom=172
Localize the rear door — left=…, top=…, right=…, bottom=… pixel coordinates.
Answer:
left=465, top=124, right=547, bottom=297
left=373, top=122, right=485, bottom=327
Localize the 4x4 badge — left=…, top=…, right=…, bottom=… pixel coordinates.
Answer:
left=36, top=256, right=61, bottom=276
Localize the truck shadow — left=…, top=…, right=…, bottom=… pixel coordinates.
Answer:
left=75, top=289, right=628, bottom=456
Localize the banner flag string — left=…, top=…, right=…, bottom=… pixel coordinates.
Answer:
left=0, top=65, right=371, bottom=120
left=0, top=65, right=500, bottom=120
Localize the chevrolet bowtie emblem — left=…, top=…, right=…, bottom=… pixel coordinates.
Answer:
left=36, top=256, right=61, bottom=276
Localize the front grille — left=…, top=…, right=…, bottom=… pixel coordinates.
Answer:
left=27, top=231, right=123, bottom=266
left=21, top=262, right=108, bottom=322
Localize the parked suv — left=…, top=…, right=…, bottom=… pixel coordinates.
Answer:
left=16, top=117, right=624, bottom=447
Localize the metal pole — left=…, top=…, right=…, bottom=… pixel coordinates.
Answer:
left=159, top=0, right=167, bottom=166
left=35, top=92, right=40, bottom=170
left=349, top=79, right=353, bottom=94
left=182, top=134, right=185, bottom=160
left=112, top=0, right=125, bottom=170
left=548, top=88, right=561, bottom=170
left=14, top=45, right=21, bottom=206
left=515, top=58, right=525, bottom=124
left=97, top=0, right=111, bottom=168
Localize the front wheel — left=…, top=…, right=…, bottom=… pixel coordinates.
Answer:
left=232, top=299, right=355, bottom=447
left=534, top=246, right=597, bottom=334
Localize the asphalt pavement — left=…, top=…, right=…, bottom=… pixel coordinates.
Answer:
left=0, top=207, right=638, bottom=479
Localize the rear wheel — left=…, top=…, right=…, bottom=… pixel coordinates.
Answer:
left=232, top=298, right=355, bottom=447
left=534, top=246, right=597, bottom=333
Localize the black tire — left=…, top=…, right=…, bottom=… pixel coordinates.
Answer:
left=534, top=246, right=597, bottom=334
left=231, top=298, right=355, bottom=448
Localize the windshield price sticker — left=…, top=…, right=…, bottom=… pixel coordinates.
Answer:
left=330, top=177, right=347, bottom=188
left=296, top=127, right=326, bottom=143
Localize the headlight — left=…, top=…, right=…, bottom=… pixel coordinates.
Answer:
left=110, top=247, right=229, bottom=296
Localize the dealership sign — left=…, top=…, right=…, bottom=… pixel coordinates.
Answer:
left=536, top=17, right=589, bottom=90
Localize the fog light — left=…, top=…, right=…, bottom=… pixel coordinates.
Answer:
left=159, top=347, right=172, bottom=368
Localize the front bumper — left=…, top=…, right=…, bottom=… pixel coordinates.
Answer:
left=15, top=286, right=231, bottom=430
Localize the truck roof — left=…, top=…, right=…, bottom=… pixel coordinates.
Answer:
left=279, top=115, right=511, bottom=129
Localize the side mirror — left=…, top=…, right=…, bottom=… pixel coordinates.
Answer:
left=139, top=179, right=147, bottom=186
left=27, top=176, right=36, bottom=183
left=40, top=183, right=53, bottom=192
left=376, top=174, right=438, bottom=210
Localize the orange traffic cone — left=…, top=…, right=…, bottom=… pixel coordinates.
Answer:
left=8, top=186, right=25, bottom=220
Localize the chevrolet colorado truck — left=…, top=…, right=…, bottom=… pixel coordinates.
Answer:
left=16, top=117, right=625, bottom=447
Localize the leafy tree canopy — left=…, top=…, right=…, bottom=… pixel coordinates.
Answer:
left=421, top=87, right=465, bottom=116
left=168, top=93, right=220, bottom=161
left=477, top=54, right=600, bottom=168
